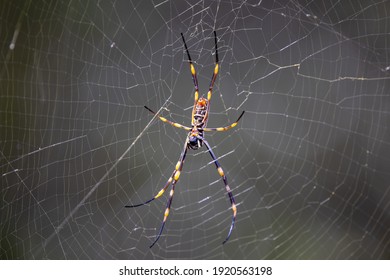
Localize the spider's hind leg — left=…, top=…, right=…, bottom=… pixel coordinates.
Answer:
left=207, top=31, right=219, bottom=102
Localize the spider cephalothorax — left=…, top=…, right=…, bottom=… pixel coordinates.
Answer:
left=126, top=32, right=244, bottom=248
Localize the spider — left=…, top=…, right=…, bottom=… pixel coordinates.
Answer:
left=126, top=31, right=245, bottom=248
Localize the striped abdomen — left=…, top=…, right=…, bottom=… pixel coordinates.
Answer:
left=188, top=97, right=209, bottom=149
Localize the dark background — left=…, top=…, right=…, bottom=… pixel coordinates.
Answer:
left=1, top=0, right=389, bottom=259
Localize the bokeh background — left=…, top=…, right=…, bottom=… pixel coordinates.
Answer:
left=1, top=0, right=389, bottom=259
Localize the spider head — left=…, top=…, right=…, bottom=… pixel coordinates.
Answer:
left=188, top=135, right=202, bottom=150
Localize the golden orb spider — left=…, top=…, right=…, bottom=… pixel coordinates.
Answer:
left=126, top=31, right=245, bottom=248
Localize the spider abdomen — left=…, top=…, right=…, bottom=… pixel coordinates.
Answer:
left=188, top=96, right=208, bottom=150
left=193, top=97, right=209, bottom=127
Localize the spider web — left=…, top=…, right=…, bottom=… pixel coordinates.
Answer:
left=1, top=0, right=389, bottom=260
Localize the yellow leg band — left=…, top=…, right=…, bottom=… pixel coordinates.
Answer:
left=207, top=91, right=212, bottom=101
left=191, top=64, right=196, bottom=75
left=174, top=170, right=181, bottom=181
left=214, top=63, right=219, bottom=74
left=155, top=189, right=165, bottom=199
left=232, top=203, right=237, bottom=216
left=217, top=167, right=224, bottom=177
left=164, top=208, right=170, bottom=219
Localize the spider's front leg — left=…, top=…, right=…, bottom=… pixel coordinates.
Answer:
left=125, top=140, right=188, bottom=248
left=202, top=138, right=237, bottom=244
left=149, top=140, right=188, bottom=248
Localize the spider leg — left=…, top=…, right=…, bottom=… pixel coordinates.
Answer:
left=202, top=139, right=237, bottom=244
left=149, top=179, right=178, bottom=248
left=125, top=138, right=188, bottom=247
left=144, top=106, right=191, bottom=131
left=181, top=33, right=199, bottom=97
left=206, top=31, right=219, bottom=102
left=203, top=111, right=245, bottom=132
left=149, top=141, right=188, bottom=248
left=181, top=32, right=201, bottom=125
left=124, top=169, right=175, bottom=208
